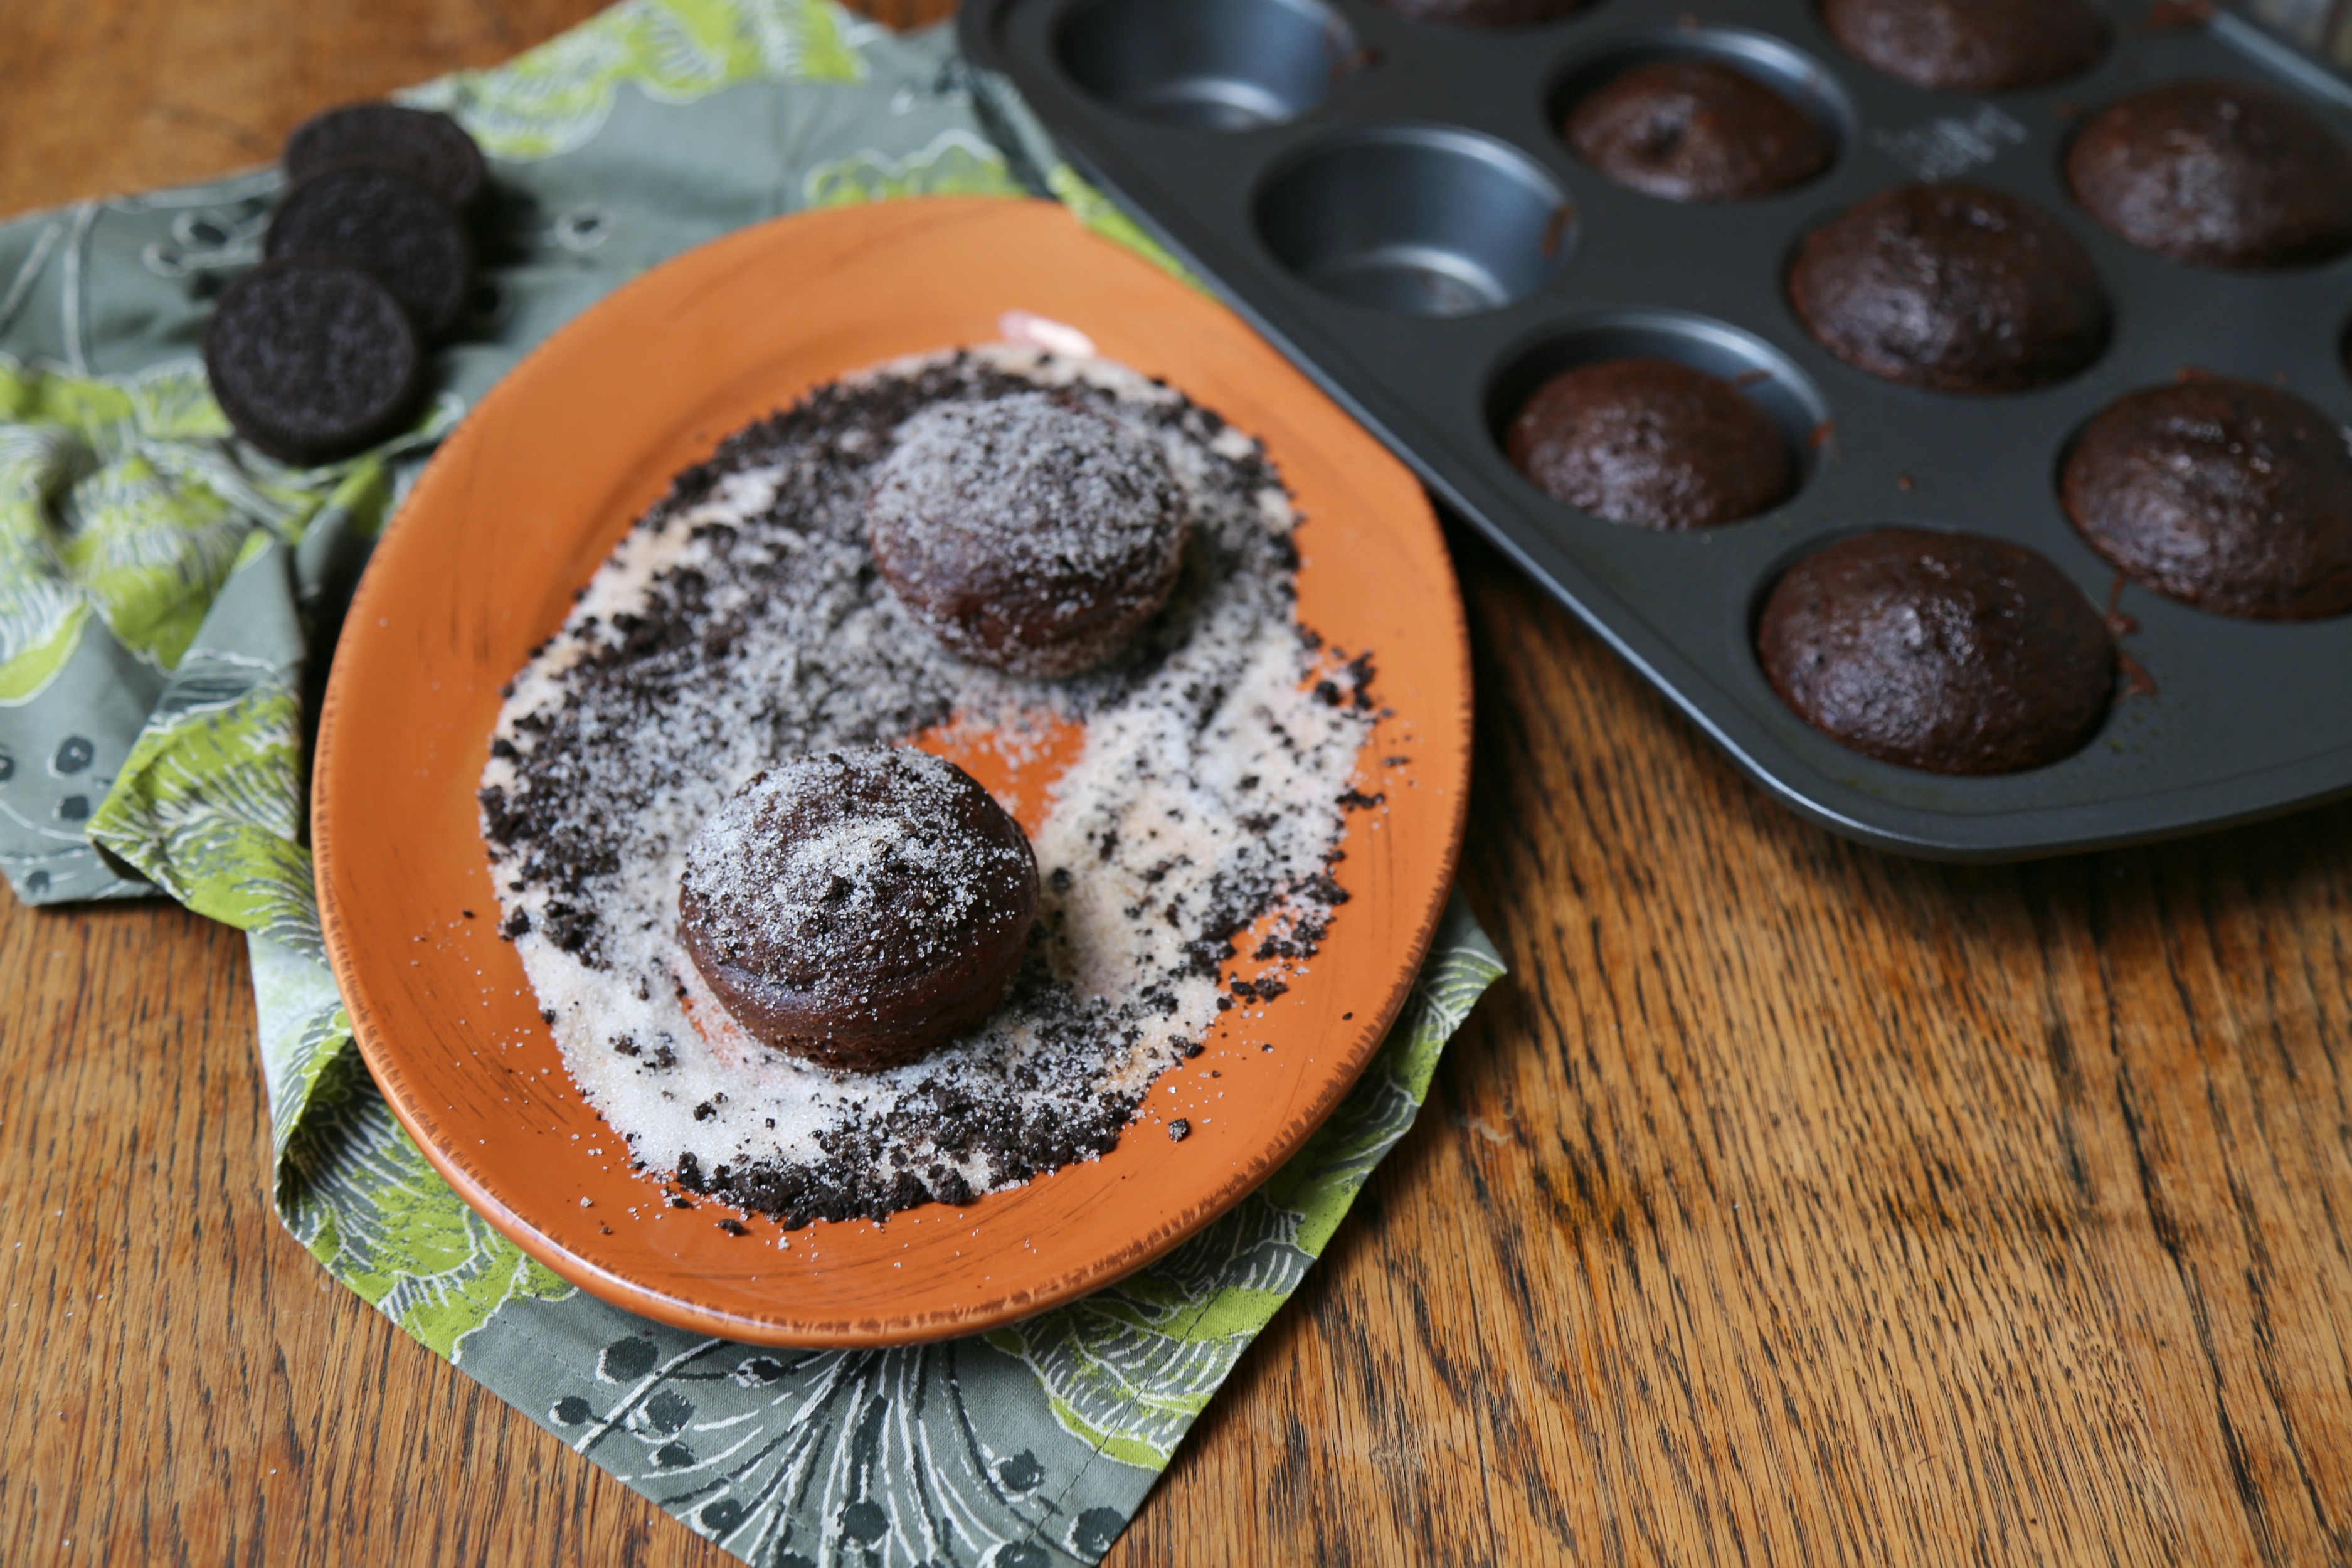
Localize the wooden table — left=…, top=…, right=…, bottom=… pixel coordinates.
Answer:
left=6, top=3, right=2351, bottom=1562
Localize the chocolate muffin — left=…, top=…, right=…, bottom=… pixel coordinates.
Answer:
left=1758, top=528, right=2115, bottom=775
left=1507, top=358, right=1795, bottom=529
left=2062, top=376, right=2352, bottom=620
left=1567, top=59, right=1833, bottom=202
left=2065, top=80, right=2352, bottom=270
left=867, top=392, right=1189, bottom=678
left=1789, top=183, right=2109, bottom=393
left=677, top=748, right=1040, bottom=1071
left=1821, top=0, right=2104, bottom=92
left=1372, top=0, right=1589, bottom=26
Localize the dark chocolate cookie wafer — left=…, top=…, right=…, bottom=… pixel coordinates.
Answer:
left=283, top=102, right=487, bottom=217
left=266, top=166, right=472, bottom=341
left=1758, top=528, right=2115, bottom=775
left=203, top=259, right=424, bottom=466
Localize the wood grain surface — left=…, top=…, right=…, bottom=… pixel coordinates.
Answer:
left=4, top=2, right=2351, bottom=1564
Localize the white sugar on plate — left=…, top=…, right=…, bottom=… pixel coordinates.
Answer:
left=479, top=345, right=1376, bottom=1225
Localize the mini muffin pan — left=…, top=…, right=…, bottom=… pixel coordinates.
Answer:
left=961, top=0, right=2352, bottom=859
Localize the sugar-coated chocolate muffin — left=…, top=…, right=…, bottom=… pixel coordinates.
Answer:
left=2065, top=80, right=2352, bottom=270
left=1821, top=0, right=2104, bottom=92
left=867, top=392, right=1189, bottom=678
left=265, top=165, right=474, bottom=341
left=678, top=748, right=1039, bottom=1071
left=1758, top=528, right=2115, bottom=775
left=1789, top=183, right=2109, bottom=393
left=204, top=258, right=424, bottom=466
left=1372, top=0, right=1590, bottom=26
left=1507, top=358, right=1795, bottom=529
left=283, top=102, right=488, bottom=217
left=1567, top=59, right=1833, bottom=203
left=2062, top=376, right=2352, bottom=620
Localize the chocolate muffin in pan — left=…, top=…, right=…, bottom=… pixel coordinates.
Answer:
left=1821, top=0, right=2104, bottom=93
left=2065, top=79, right=2352, bottom=270
left=1567, top=59, right=1833, bottom=203
left=678, top=748, right=1040, bottom=1073
left=1789, top=183, right=2109, bottom=394
left=1373, top=0, right=1589, bottom=27
left=2062, top=376, right=2352, bottom=620
left=1507, top=358, right=1794, bottom=529
left=1757, top=528, right=2115, bottom=775
left=866, top=391, right=1190, bottom=677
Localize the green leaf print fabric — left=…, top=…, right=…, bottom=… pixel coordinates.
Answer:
left=0, top=5, right=1503, bottom=1562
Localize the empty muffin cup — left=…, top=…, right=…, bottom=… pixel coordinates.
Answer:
left=1370, top=0, right=1591, bottom=28
left=1256, top=127, right=1573, bottom=316
left=1056, top=0, right=1365, bottom=130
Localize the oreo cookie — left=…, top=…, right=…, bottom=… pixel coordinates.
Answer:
left=265, top=166, right=472, bottom=341
left=204, top=258, right=424, bottom=466
left=283, top=102, right=487, bottom=217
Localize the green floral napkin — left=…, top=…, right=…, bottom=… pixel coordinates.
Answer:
left=0, top=4, right=1502, bottom=1562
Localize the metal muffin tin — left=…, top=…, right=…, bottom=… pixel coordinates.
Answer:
left=961, top=0, right=2352, bottom=860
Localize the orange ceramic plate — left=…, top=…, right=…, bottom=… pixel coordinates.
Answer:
left=314, top=198, right=1469, bottom=1347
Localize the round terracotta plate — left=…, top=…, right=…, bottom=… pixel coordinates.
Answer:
left=314, top=197, right=1470, bottom=1347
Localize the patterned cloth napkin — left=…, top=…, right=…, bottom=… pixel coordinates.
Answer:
left=0, top=5, right=1503, bottom=1563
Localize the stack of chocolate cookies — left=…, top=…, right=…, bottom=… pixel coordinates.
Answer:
left=205, top=103, right=487, bottom=465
